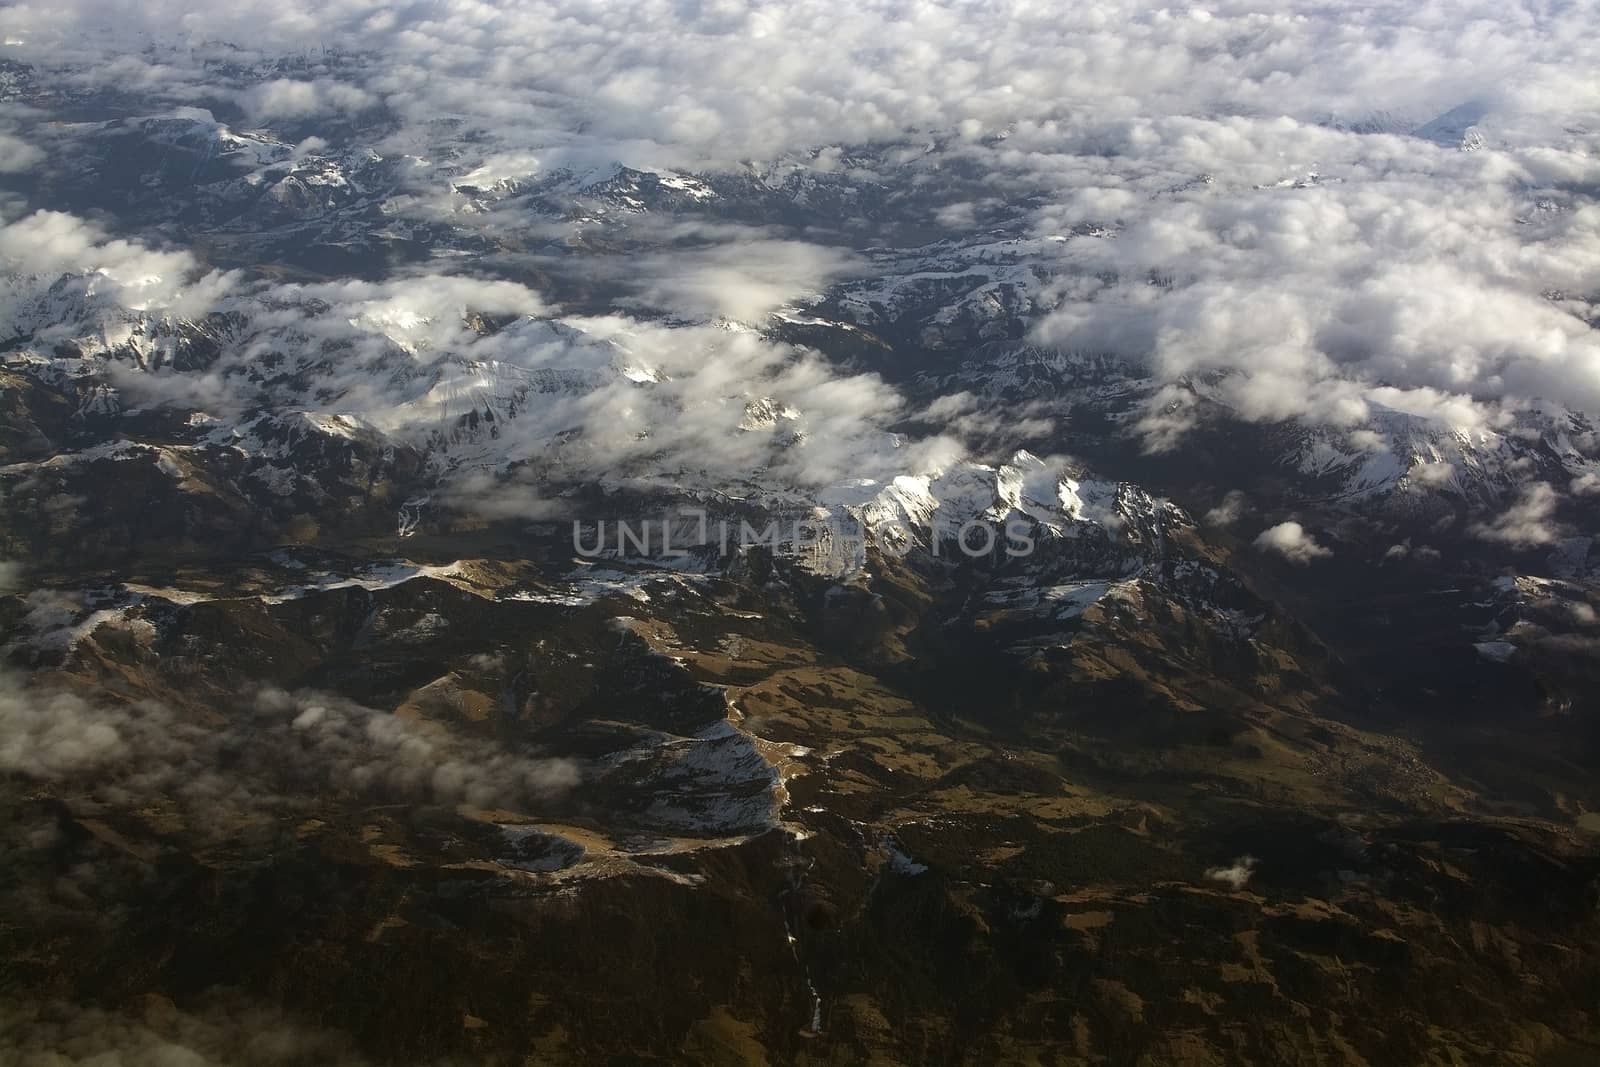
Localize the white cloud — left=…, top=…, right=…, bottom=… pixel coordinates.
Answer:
left=1469, top=482, right=1562, bottom=547
left=1204, top=855, right=1258, bottom=891
left=0, top=671, right=580, bottom=834
left=91, top=271, right=934, bottom=499
left=1254, top=521, right=1332, bottom=564
left=0, top=210, right=235, bottom=320
left=621, top=238, right=856, bottom=323
left=240, top=78, right=376, bottom=120
left=1383, top=540, right=1441, bottom=564
left=0, top=2, right=1589, bottom=172
left=1409, top=461, right=1457, bottom=488
left=1203, top=489, right=1247, bottom=528
left=0, top=210, right=192, bottom=283
left=0, top=0, right=1596, bottom=481
left=0, top=131, right=44, bottom=172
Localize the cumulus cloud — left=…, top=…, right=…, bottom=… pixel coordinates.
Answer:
left=0, top=670, right=579, bottom=838
left=620, top=238, right=856, bottom=323
left=0, top=131, right=44, bottom=172
left=0, top=208, right=922, bottom=501
left=240, top=77, right=375, bottom=120
left=94, top=273, right=933, bottom=501
left=1035, top=173, right=1600, bottom=446
left=0, top=210, right=235, bottom=322
left=1409, top=461, right=1457, bottom=488
left=1383, top=540, right=1442, bottom=564
left=1254, top=521, right=1332, bottom=564
left=10, top=0, right=1597, bottom=164
left=0, top=0, right=1597, bottom=503
left=1203, top=490, right=1247, bottom=528
left=1205, top=855, right=1258, bottom=891
left=0, top=211, right=191, bottom=285
left=1470, top=482, right=1562, bottom=547
left=908, top=392, right=1054, bottom=455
